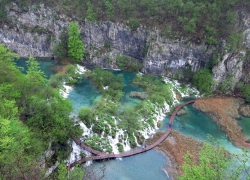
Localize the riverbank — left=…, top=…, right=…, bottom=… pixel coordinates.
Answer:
left=193, top=97, right=250, bottom=148
left=147, top=130, right=203, bottom=177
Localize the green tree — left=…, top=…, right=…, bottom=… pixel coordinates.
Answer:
left=52, top=28, right=69, bottom=60
left=0, top=44, right=21, bottom=84
left=78, top=107, right=95, bottom=128
left=57, top=164, right=85, bottom=180
left=0, top=100, right=44, bottom=179
left=178, top=142, right=249, bottom=180
left=241, top=84, right=250, bottom=102
left=68, top=22, right=85, bottom=63
left=86, top=2, right=96, bottom=22
left=192, top=69, right=213, bottom=95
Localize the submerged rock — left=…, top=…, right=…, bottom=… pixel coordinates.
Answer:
left=239, top=104, right=250, bottom=117
left=176, top=108, right=187, bottom=116
left=245, top=139, right=250, bottom=143
left=129, top=91, right=149, bottom=100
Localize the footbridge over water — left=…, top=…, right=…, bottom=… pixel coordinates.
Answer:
left=68, top=100, right=196, bottom=169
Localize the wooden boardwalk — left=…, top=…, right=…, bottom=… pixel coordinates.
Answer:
left=68, top=100, right=196, bottom=169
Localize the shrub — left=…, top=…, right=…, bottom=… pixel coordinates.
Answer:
left=128, top=17, right=140, bottom=31
left=192, top=69, right=213, bottom=95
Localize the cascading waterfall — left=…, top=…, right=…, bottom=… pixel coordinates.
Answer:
left=68, top=66, right=201, bottom=167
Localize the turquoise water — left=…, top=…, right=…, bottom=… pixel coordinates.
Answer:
left=68, top=77, right=101, bottom=115
left=69, top=70, right=170, bottom=179
left=161, top=101, right=250, bottom=155
left=92, top=149, right=169, bottom=180
left=238, top=116, right=250, bottom=139
left=173, top=103, right=226, bottom=141
left=15, top=58, right=60, bottom=78
left=111, top=71, right=144, bottom=110
left=16, top=60, right=250, bottom=179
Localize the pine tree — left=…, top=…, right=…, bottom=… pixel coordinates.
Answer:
left=68, top=22, right=85, bottom=63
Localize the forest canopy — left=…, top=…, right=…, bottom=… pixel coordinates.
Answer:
left=0, top=44, right=82, bottom=179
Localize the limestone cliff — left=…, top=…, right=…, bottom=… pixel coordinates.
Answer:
left=0, top=3, right=249, bottom=87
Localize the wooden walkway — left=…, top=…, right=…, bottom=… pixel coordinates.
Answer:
left=68, top=100, right=196, bottom=169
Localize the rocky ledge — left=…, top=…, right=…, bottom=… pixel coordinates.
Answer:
left=193, top=97, right=250, bottom=147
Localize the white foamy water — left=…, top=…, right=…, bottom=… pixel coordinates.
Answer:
left=79, top=122, right=93, bottom=137
left=68, top=73, right=201, bottom=156
left=103, top=85, right=109, bottom=90
left=76, top=64, right=87, bottom=74
left=68, top=141, right=91, bottom=164
left=60, top=83, right=73, bottom=99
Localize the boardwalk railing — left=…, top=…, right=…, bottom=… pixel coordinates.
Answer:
left=68, top=100, right=196, bottom=169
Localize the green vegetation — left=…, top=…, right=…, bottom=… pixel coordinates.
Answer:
left=79, top=69, right=177, bottom=149
left=78, top=107, right=95, bottom=128
left=52, top=28, right=69, bottom=60
left=57, top=164, right=85, bottom=180
left=133, top=74, right=173, bottom=106
left=0, top=44, right=82, bottom=178
left=178, top=142, right=250, bottom=180
left=85, top=134, right=112, bottom=153
left=192, top=69, right=213, bottom=95
left=240, top=83, right=250, bottom=102
left=116, top=55, right=143, bottom=72
left=68, top=22, right=85, bottom=63
left=128, top=17, right=140, bottom=31
left=88, top=68, right=124, bottom=101
left=86, top=2, right=97, bottom=22
left=48, top=64, right=82, bottom=88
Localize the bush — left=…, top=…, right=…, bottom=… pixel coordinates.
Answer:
left=89, top=68, right=124, bottom=101
left=240, top=84, right=250, bottom=102
left=48, top=74, right=65, bottom=88
left=64, top=64, right=82, bottom=85
left=79, top=107, right=96, bottom=128
left=52, top=28, right=69, bottom=60
left=192, top=69, right=213, bottom=95
left=128, top=17, right=140, bottom=31
left=118, top=144, right=124, bottom=152
left=116, top=55, right=143, bottom=72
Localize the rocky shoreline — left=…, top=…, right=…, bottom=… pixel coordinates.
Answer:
left=193, top=97, right=250, bottom=148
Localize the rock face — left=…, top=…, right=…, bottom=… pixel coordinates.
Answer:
left=211, top=10, right=250, bottom=90
left=81, top=21, right=147, bottom=70
left=82, top=21, right=212, bottom=76
left=0, top=3, right=249, bottom=85
left=212, top=53, right=244, bottom=90
left=0, top=3, right=211, bottom=76
left=0, top=3, right=70, bottom=57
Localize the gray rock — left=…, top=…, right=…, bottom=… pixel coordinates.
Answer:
left=212, top=53, right=244, bottom=91
left=0, top=3, right=249, bottom=87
